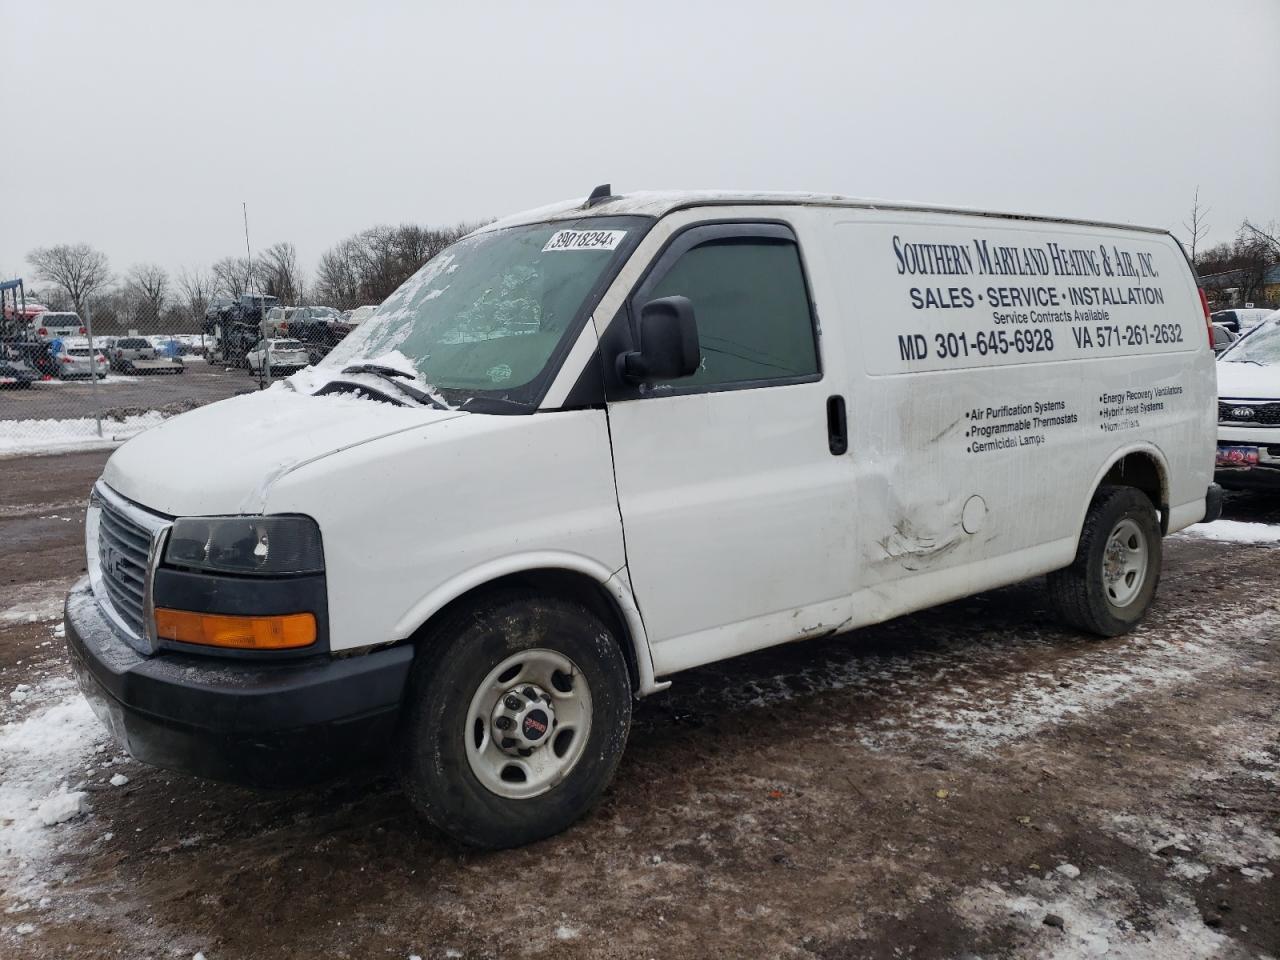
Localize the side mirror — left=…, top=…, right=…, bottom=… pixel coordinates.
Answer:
left=617, top=296, right=700, bottom=383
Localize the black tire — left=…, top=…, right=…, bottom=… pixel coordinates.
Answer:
left=1047, top=485, right=1162, bottom=636
left=399, top=591, right=632, bottom=849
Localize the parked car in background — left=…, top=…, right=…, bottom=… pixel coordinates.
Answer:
left=1216, top=316, right=1280, bottom=489
left=1211, top=322, right=1238, bottom=355
left=205, top=294, right=282, bottom=366
left=297, top=305, right=343, bottom=324
left=280, top=307, right=353, bottom=364
left=246, top=337, right=309, bottom=374
left=347, top=305, right=378, bottom=326
left=1211, top=308, right=1275, bottom=334
left=264, top=306, right=299, bottom=336
left=110, top=337, right=154, bottom=371
left=3, top=301, right=49, bottom=326
left=111, top=337, right=184, bottom=374
left=205, top=298, right=235, bottom=325
left=0, top=349, right=38, bottom=389
left=32, top=312, right=86, bottom=342
left=5, top=340, right=59, bottom=378
left=56, top=340, right=108, bottom=379
left=172, top=334, right=207, bottom=356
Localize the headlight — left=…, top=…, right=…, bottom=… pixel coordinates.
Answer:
left=164, top=516, right=324, bottom=575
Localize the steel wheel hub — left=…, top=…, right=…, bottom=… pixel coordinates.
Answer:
left=1102, top=518, right=1148, bottom=608
left=464, top=648, right=592, bottom=800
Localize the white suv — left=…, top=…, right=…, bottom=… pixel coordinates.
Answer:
left=1216, top=314, right=1280, bottom=489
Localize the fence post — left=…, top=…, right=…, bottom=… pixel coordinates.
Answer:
left=83, top=299, right=104, bottom=438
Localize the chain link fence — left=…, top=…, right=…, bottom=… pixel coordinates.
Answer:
left=0, top=296, right=313, bottom=458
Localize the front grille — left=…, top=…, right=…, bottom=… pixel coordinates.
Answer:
left=97, top=495, right=153, bottom=637
left=1218, top=400, right=1280, bottom=426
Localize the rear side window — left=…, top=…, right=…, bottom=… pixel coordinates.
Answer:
left=645, top=238, right=818, bottom=389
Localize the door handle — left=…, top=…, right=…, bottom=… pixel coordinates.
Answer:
left=827, top=395, right=848, bottom=456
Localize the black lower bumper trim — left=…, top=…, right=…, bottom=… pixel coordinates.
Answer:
left=65, top=578, right=414, bottom=787
left=1215, top=469, right=1280, bottom=492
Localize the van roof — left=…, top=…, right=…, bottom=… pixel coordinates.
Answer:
left=477, top=190, right=1170, bottom=238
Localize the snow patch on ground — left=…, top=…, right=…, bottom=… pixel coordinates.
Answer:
left=0, top=579, right=75, bottom=624
left=0, top=412, right=166, bottom=457
left=952, top=870, right=1241, bottom=958
left=1096, top=715, right=1280, bottom=893
left=724, top=606, right=1279, bottom=757
left=0, top=677, right=106, bottom=901
left=1175, top=520, right=1280, bottom=545
left=1107, top=810, right=1280, bottom=882
left=30, top=375, right=141, bottom=387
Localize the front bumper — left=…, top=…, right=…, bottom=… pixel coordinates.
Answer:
left=65, top=578, right=414, bottom=787
left=1215, top=434, right=1280, bottom=490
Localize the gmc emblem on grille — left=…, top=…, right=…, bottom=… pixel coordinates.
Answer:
left=1230, top=406, right=1255, bottom=419
left=102, top=541, right=126, bottom=580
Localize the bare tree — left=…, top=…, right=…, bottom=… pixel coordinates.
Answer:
left=1183, top=187, right=1210, bottom=266
left=176, top=266, right=214, bottom=323
left=211, top=256, right=252, bottom=299
left=26, top=243, right=112, bottom=316
left=1242, top=220, right=1280, bottom=260
left=126, top=263, right=169, bottom=330
left=313, top=221, right=480, bottom=308
left=316, top=240, right=361, bottom=308
left=254, top=241, right=302, bottom=303
left=1200, top=230, right=1273, bottom=305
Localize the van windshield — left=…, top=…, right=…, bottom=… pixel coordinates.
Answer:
left=322, top=216, right=645, bottom=407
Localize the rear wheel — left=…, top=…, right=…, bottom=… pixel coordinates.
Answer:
left=399, top=591, right=632, bottom=848
left=1047, top=485, right=1162, bottom=636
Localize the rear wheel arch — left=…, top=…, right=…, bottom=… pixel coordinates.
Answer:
left=1086, top=446, right=1170, bottom=534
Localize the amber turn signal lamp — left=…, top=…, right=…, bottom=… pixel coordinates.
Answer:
left=154, top=608, right=317, bottom=650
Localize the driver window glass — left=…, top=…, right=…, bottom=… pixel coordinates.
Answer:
left=646, top=239, right=817, bottom=389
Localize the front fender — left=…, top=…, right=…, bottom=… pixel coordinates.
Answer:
left=390, top=552, right=666, bottom=697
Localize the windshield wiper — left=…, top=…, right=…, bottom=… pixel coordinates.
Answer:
left=341, top=364, right=453, bottom=410
left=343, top=362, right=414, bottom=380
left=1225, top=358, right=1263, bottom=366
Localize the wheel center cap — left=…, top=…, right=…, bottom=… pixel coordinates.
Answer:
left=522, top=708, right=550, bottom=742
left=1104, top=541, right=1126, bottom=581
left=492, top=684, right=556, bottom=755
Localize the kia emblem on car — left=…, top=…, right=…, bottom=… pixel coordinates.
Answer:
left=1230, top=406, right=1255, bottom=419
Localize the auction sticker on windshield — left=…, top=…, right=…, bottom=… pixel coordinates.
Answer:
left=542, top=229, right=627, bottom=252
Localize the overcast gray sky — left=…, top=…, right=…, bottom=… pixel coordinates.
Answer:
left=3, top=0, right=1278, bottom=289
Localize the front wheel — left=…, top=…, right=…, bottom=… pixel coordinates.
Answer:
left=399, top=592, right=632, bottom=848
left=1047, top=486, right=1162, bottom=636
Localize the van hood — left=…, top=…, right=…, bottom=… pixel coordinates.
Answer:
left=1217, top=360, right=1280, bottom=401
left=103, top=386, right=464, bottom=517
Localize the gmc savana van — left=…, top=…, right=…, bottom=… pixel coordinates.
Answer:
left=67, top=188, right=1222, bottom=848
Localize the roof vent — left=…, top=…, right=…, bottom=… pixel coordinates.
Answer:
left=584, top=183, right=615, bottom=208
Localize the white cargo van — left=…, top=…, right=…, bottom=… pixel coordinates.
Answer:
left=66, top=188, right=1221, bottom=848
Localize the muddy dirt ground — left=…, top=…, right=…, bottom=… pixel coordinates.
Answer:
left=1, top=450, right=1277, bottom=959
